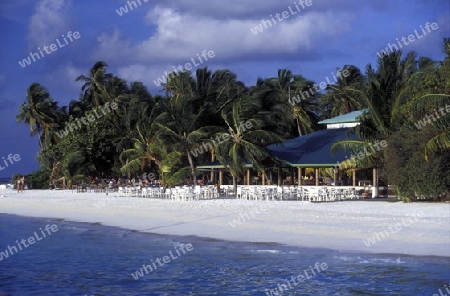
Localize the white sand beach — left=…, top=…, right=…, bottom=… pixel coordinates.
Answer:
left=1, top=189, right=449, bottom=257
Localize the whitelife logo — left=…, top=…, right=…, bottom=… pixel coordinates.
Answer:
left=376, top=22, right=439, bottom=58
left=337, top=140, right=388, bottom=170
left=190, top=120, right=253, bottom=157
left=18, top=31, right=81, bottom=68
left=0, top=153, right=21, bottom=172
left=0, top=224, right=58, bottom=261
left=430, top=283, right=450, bottom=296
left=289, top=68, right=351, bottom=105
left=55, top=102, right=118, bottom=139
left=131, top=243, right=194, bottom=280
left=363, top=211, right=424, bottom=247
left=115, top=0, right=149, bottom=16
left=153, top=50, right=215, bottom=87
left=250, top=0, right=313, bottom=35
left=414, top=104, right=450, bottom=130
left=265, top=262, right=328, bottom=296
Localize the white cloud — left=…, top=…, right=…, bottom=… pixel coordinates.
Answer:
left=117, top=64, right=153, bottom=82
left=94, top=5, right=354, bottom=66
left=63, top=63, right=83, bottom=84
left=27, top=0, right=72, bottom=49
left=38, top=63, right=84, bottom=98
left=117, top=64, right=171, bottom=91
left=149, top=0, right=362, bottom=19
left=95, top=28, right=133, bottom=61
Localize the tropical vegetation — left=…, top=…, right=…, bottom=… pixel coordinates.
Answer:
left=16, top=39, right=450, bottom=200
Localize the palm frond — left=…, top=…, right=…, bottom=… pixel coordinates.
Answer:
left=424, top=131, right=450, bottom=160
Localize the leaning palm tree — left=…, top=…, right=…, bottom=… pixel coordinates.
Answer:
left=119, top=106, right=165, bottom=178
left=156, top=68, right=247, bottom=185
left=215, top=94, right=285, bottom=195
left=320, top=65, right=365, bottom=117
left=410, top=94, right=450, bottom=160
left=332, top=51, right=434, bottom=165
left=16, top=83, right=59, bottom=149
left=156, top=71, right=216, bottom=185
left=289, top=74, right=322, bottom=136
left=264, top=69, right=319, bottom=136
left=358, top=51, right=431, bottom=139
left=413, top=39, right=450, bottom=158
left=194, top=68, right=243, bottom=127
left=76, top=61, right=113, bottom=107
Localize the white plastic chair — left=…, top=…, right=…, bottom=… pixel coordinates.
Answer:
left=118, top=186, right=125, bottom=197
left=236, top=187, right=242, bottom=199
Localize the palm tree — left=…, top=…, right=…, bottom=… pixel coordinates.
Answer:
left=195, top=68, right=244, bottom=126
left=262, top=69, right=296, bottom=135
left=156, top=71, right=214, bottom=185
left=409, top=40, right=450, bottom=160
left=155, top=68, right=248, bottom=185
left=68, top=99, right=88, bottom=118
left=320, top=65, right=365, bottom=117
left=357, top=51, right=427, bottom=138
left=264, top=69, right=320, bottom=136
left=76, top=61, right=113, bottom=107
left=16, top=83, right=60, bottom=149
left=410, top=94, right=450, bottom=160
left=215, top=94, right=285, bottom=195
left=119, top=105, right=165, bottom=178
left=332, top=51, right=434, bottom=168
left=289, top=74, right=322, bottom=136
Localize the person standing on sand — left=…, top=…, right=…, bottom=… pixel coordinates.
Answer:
left=20, top=176, right=25, bottom=192
left=216, top=181, right=221, bottom=195
left=17, top=176, right=22, bottom=193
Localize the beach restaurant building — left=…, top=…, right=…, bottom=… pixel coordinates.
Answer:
left=198, top=110, right=382, bottom=199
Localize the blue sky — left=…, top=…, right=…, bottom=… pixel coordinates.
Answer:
left=0, top=0, right=449, bottom=177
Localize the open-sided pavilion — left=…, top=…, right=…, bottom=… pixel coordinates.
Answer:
left=197, top=110, right=382, bottom=199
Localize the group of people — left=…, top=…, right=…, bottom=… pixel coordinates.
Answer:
left=16, top=175, right=25, bottom=192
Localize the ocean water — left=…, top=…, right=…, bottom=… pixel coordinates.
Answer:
left=0, top=178, right=12, bottom=185
left=0, top=214, right=449, bottom=296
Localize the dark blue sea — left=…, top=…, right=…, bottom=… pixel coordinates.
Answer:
left=0, top=178, right=12, bottom=185
left=0, top=214, right=449, bottom=296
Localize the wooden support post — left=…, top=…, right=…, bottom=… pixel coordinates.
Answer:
left=333, top=168, right=338, bottom=186
left=372, top=168, right=378, bottom=198
left=277, top=164, right=282, bottom=187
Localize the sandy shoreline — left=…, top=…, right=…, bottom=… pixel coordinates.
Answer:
left=1, top=189, right=449, bottom=257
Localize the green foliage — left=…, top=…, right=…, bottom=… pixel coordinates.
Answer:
left=394, top=186, right=411, bottom=203
left=12, top=170, right=50, bottom=190
left=382, top=127, right=450, bottom=200
left=320, top=65, right=365, bottom=118
left=26, top=168, right=51, bottom=189
left=16, top=83, right=66, bottom=150
left=15, top=39, right=450, bottom=193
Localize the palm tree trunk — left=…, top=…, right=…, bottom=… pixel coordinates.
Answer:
left=210, top=151, right=215, bottom=183
left=38, top=130, right=44, bottom=150
left=344, top=100, right=350, bottom=114
left=186, top=149, right=197, bottom=185
left=296, top=118, right=303, bottom=136
left=232, top=174, right=237, bottom=198
left=277, top=164, right=282, bottom=186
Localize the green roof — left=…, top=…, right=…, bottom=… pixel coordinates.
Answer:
left=318, top=110, right=365, bottom=125
left=197, top=162, right=253, bottom=169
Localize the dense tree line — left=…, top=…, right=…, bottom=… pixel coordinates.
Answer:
left=17, top=39, right=449, bottom=199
